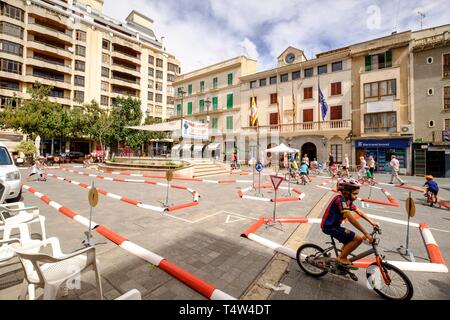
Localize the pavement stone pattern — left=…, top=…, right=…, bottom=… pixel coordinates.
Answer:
left=1, top=166, right=449, bottom=300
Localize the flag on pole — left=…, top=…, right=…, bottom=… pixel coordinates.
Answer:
left=250, top=96, right=258, bottom=127
left=276, top=95, right=282, bottom=129
left=318, top=85, right=328, bottom=121
left=292, top=90, right=296, bottom=128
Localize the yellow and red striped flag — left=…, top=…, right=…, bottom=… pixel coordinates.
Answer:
left=250, top=96, right=258, bottom=127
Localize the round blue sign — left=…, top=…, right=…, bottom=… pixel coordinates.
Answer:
left=255, top=162, right=263, bottom=172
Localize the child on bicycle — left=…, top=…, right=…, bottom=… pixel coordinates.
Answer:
left=423, top=175, right=439, bottom=203
left=321, top=178, right=380, bottom=269
left=299, top=161, right=312, bottom=183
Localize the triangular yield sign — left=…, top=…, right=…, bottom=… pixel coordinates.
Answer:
left=225, top=215, right=247, bottom=224
left=270, top=175, right=284, bottom=191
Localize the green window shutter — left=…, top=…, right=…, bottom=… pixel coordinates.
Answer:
left=213, top=77, right=218, bottom=89
left=177, top=104, right=181, bottom=115
left=212, top=96, right=218, bottom=110
left=212, top=118, right=218, bottom=129
left=385, top=50, right=392, bottom=68
left=188, top=84, right=192, bottom=95
left=226, top=116, right=233, bottom=130
left=200, top=81, right=204, bottom=92
left=226, top=94, right=233, bottom=109
left=199, top=99, right=204, bottom=113
left=365, top=55, right=372, bottom=72
left=187, top=102, right=192, bottom=115
left=228, top=73, right=233, bottom=85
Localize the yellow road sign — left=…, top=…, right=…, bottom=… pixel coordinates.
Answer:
left=88, top=187, right=99, bottom=207
left=405, top=197, right=416, bottom=218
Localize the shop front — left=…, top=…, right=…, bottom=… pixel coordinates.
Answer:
left=355, top=138, right=412, bottom=174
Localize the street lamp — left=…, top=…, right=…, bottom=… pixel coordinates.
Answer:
left=205, top=97, right=211, bottom=123
left=178, top=88, right=186, bottom=140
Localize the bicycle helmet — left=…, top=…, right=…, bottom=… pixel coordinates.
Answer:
left=425, top=175, right=433, bottom=180
left=337, top=178, right=362, bottom=192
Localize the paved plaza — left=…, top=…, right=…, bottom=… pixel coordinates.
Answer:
left=1, top=165, right=449, bottom=300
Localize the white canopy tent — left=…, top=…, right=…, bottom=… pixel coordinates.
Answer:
left=264, top=143, right=299, bottom=154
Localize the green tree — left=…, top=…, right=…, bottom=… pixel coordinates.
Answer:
left=15, top=140, right=37, bottom=157
left=83, top=101, right=113, bottom=155
left=110, top=97, right=142, bottom=148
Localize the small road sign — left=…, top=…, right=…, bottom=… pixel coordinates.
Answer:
left=255, top=162, right=263, bottom=173
left=88, top=187, right=99, bottom=207
left=270, top=175, right=283, bottom=191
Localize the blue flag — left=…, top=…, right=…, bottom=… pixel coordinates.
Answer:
left=319, top=86, right=328, bottom=121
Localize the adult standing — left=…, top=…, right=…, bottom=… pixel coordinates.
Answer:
left=342, top=154, right=350, bottom=177
left=389, top=155, right=405, bottom=185
left=358, top=156, right=367, bottom=179
left=328, top=152, right=335, bottom=176
left=368, top=156, right=376, bottom=179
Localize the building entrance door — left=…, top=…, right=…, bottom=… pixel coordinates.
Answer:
left=301, top=143, right=317, bottom=162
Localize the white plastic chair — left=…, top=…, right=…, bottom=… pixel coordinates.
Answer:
left=115, top=289, right=142, bottom=300
left=11, top=238, right=103, bottom=300
left=1, top=222, right=42, bottom=267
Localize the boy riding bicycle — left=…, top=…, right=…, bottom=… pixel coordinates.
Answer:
left=299, top=161, right=312, bottom=183
left=423, top=175, right=439, bottom=203
left=321, top=178, right=380, bottom=268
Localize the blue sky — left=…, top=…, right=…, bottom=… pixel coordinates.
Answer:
left=103, top=0, right=450, bottom=73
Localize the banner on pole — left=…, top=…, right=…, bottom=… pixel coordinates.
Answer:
left=182, top=119, right=209, bottom=140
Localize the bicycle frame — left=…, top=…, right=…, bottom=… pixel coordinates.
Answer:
left=326, top=236, right=381, bottom=264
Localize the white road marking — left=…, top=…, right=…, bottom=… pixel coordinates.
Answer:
left=225, top=215, right=247, bottom=224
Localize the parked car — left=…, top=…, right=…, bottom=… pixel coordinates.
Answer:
left=0, top=143, right=22, bottom=202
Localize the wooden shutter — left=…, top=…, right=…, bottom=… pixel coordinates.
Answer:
left=227, top=94, right=233, bottom=109
left=330, top=106, right=342, bottom=120
left=385, top=50, right=392, bottom=68
left=270, top=113, right=278, bottom=125
left=212, top=96, right=218, bottom=110
left=365, top=55, right=372, bottom=71
left=303, top=109, right=313, bottom=122
left=187, top=102, right=192, bottom=114
left=270, top=93, right=277, bottom=104
left=331, top=82, right=341, bottom=95
left=199, top=99, right=204, bottom=112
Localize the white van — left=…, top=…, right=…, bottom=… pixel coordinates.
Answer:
left=0, top=143, right=22, bottom=202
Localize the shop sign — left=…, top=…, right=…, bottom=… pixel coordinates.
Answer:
left=355, top=139, right=410, bottom=149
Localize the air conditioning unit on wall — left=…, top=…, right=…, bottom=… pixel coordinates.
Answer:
left=400, top=125, right=414, bottom=134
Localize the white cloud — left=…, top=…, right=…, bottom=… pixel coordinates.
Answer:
left=102, top=0, right=450, bottom=74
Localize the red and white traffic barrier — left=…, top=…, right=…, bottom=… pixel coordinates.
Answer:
left=49, top=171, right=200, bottom=211
left=358, top=189, right=399, bottom=207
left=47, top=173, right=167, bottom=212
left=48, top=173, right=200, bottom=212
left=396, top=185, right=424, bottom=193
left=419, top=224, right=446, bottom=265
left=23, top=185, right=235, bottom=300
left=84, top=167, right=254, bottom=185
left=237, top=186, right=305, bottom=202
left=438, top=201, right=450, bottom=210
left=241, top=218, right=448, bottom=273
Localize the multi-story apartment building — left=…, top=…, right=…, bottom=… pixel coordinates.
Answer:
left=171, top=56, right=256, bottom=160
left=349, top=31, right=413, bottom=174
left=0, top=0, right=180, bottom=154
left=240, top=47, right=352, bottom=164
left=410, top=24, right=450, bottom=177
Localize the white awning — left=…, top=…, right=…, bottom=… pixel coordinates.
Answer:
left=182, top=144, right=192, bottom=150
left=207, top=143, right=220, bottom=150
left=172, top=144, right=181, bottom=151
left=193, top=145, right=204, bottom=151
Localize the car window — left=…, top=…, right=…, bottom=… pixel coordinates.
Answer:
left=0, top=147, right=13, bottom=165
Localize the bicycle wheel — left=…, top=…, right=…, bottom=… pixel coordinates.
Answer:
left=366, top=262, right=414, bottom=300
left=296, top=244, right=328, bottom=277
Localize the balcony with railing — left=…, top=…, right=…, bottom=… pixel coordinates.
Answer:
left=241, top=119, right=352, bottom=135
left=112, top=44, right=140, bottom=63
left=111, top=71, right=140, bottom=90
left=28, top=20, right=73, bottom=43
left=27, top=53, right=72, bottom=73
left=431, top=130, right=450, bottom=144
left=27, top=36, right=73, bottom=59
